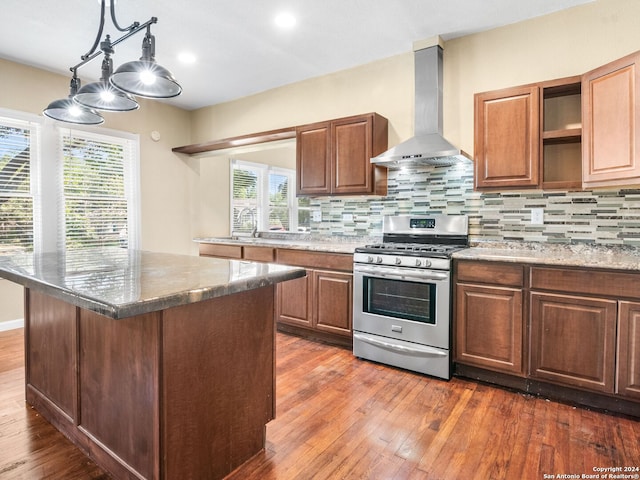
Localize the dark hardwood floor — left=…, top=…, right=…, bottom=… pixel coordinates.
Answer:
left=1, top=328, right=638, bottom=479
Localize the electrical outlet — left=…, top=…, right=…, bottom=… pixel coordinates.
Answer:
left=342, top=213, right=354, bottom=222
left=531, top=208, right=544, bottom=225
left=312, top=210, right=322, bottom=222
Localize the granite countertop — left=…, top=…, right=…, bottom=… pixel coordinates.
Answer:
left=196, top=233, right=640, bottom=271
left=454, top=242, right=640, bottom=271
left=194, top=233, right=376, bottom=255
left=0, top=248, right=305, bottom=319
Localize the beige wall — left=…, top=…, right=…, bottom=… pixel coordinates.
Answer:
left=0, top=58, right=193, bottom=325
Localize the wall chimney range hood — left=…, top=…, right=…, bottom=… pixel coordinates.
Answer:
left=372, top=38, right=471, bottom=168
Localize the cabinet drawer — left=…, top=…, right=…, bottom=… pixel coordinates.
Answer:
left=456, top=260, right=523, bottom=287
left=243, top=246, right=275, bottom=263
left=199, top=243, right=243, bottom=259
left=276, top=249, right=352, bottom=272
left=530, top=266, right=640, bottom=298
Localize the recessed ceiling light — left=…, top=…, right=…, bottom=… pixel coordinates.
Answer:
left=274, top=12, right=296, bottom=29
left=178, top=52, right=197, bottom=64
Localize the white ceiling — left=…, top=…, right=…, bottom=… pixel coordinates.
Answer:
left=1, top=0, right=593, bottom=111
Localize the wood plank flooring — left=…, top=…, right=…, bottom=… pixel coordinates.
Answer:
left=1, top=328, right=638, bottom=479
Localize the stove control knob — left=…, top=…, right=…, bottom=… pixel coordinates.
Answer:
left=367, top=256, right=374, bottom=263
left=395, top=257, right=402, bottom=265
left=376, top=256, right=383, bottom=264
left=415, top=259, right=422, bottom=267
left=424, top=259, right=432, bottom=268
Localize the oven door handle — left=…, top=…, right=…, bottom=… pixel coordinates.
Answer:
left=353, top=266, right=448, bottom=282
left=354, top=333, right=448, bottom=357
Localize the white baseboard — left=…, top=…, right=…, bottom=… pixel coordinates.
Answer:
left=0, top=318, right=24, bottom=332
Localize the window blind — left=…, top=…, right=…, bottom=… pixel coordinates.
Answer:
left=268, top=171, right=290, bottom=231
left=62, top=130, right=133, bottom=249
left=232, top=164, right=260, bottom=234
left=0, top=117, right=35, bottom=253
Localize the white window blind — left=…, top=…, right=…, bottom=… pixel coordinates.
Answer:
left=268, top=170, right=291, bottom=231
left=0, top=117, right=36, bottom=253
left=62, top=130, right=137, bottom=249
left=231, top=163, right=260, bottom=234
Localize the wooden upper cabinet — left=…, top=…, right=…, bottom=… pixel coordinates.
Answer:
left=474, top=85, right=540, bottom=189
left=296, top=122, right=331, bottom=195
left=582, top=51, right=640, bottom=187
left=332, top=116, right=373, bottom=194
left=296, top=113, right=388, bottom=196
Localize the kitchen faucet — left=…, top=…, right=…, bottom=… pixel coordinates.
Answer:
left=237, top=207, right=258, bottom=237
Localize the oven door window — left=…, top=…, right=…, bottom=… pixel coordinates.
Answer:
left=363, top=276, right=436, bottom=324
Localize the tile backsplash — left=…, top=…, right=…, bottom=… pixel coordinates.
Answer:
left=309, top=162, right=640, bottom=246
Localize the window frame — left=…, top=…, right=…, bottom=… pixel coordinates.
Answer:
left=0, top=108, right=141, bottom=254
left=0, top=112, right=40, bottom=253
left=230, top=159, right=299, bottom=234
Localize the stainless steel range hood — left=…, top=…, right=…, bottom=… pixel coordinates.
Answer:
left=372, top=39, right=471, bottom=168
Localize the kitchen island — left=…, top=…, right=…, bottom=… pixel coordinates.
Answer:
left=0, top=248, right=306, bottom=480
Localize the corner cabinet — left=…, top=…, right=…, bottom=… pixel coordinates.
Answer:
left=474, top=85, right=540, bottom=189
left=582, top=51, right=640, bottom=188
left=296, top=113, right=388, bottom=196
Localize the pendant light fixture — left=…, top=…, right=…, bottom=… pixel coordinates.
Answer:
left=110, top=28, right=182, bottom=99
left=43, top=0, right=181, bottom=125
left=74, top=37, right=139, bottom=112
left=43, top=73, right=104, bottom=125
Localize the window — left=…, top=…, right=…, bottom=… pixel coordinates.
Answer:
left=231, top=160, right=310, bottom=234
left=62, top=130, right=138, bottom=249
left=0, top=116, right=37, bottom=253
left=0, top=109, right=140, bottom=254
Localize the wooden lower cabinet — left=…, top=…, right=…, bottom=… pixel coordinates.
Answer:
left=276, top=274, right=312, bottom=328
left=455, top=260, right=640, bottom=415
left=276, top=268, right=352, bottom=338
left=455, top=260, right=525, bottom=375
left=199, top=243, right=353, bottom=345
left=456, top=283, right=523, bottom=375
left=618, top=301, right=640, bottom=399
left=313, top=270, right=352, bottom=336
left=530, top=292, right=617, bottom=393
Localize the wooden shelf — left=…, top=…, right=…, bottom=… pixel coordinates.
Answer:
left=542, top=128, right=582, bottom=144
left=172, top=127, right=296, bottom=155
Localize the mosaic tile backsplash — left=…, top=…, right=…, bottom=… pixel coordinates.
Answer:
left=308, top=162, right=640, bottom=246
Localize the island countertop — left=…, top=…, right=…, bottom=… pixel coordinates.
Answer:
left=0, top=248, right=306, bottom=319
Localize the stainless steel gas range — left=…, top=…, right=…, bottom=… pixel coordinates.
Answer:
left=352, top=214, right=469, bottom=380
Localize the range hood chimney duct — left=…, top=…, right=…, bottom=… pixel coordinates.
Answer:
left=372, top=37, right=471, bottom=168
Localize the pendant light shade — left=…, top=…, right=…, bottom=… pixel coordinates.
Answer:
left=74, top=81, right=139, bottom=111
left=109, top=32, right=182, bottom=98
left=43, top=76, right=104, bottom=125
left=74, top=53, right=139, bottom=111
